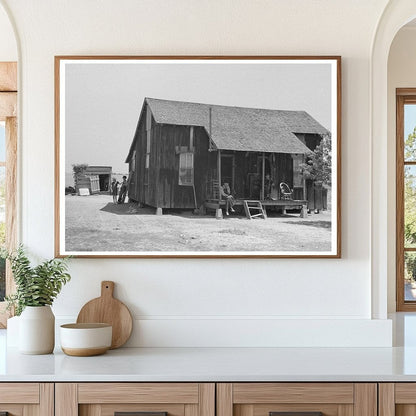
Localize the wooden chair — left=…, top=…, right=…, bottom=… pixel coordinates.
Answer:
left=279, top=182, right=293, bottom=200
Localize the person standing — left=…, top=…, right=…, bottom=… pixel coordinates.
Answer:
left=118, top=176, right=128, bottom=204
left=111, top=178, right=119, bottom=204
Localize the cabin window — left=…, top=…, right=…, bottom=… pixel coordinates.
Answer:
left=397, top=90, right=416, bottom=311
left=179, top=152, right=194, bottom=186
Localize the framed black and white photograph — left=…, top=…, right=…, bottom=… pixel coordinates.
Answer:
left=55, top=56, right=341, bottom=258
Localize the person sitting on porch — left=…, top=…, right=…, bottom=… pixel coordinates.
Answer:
left=220, top=182, right=235, bottom=216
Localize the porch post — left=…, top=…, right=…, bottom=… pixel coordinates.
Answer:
left=217, top=149, right=222, bottom=200
left=215, top=149, right=223, bottom=219
left=232, top=152, right=236, bottom=192
left=302, top=154, right=307, bottom=200
left=261, top=152, right=265, bottom=200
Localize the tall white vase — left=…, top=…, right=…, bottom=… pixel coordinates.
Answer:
left=6, top=315, right=20, bottom=347
left=19, top=306, right=55, bottom=354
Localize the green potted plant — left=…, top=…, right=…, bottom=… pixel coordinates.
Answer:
left=5, top=246, right=71, bottom=354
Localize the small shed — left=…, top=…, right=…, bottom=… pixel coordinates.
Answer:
left=74, top=166, right=112, bottom=194
left=125, top=98, right=329, bottom=210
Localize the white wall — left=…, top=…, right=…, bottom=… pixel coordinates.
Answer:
left=0, top=0, right=393, bottom=347
left=0, top=3, right=16, bottom=61
left=387, top=26, right=416, bottom=312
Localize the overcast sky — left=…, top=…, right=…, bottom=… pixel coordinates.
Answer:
left=64, top=60, right=333, bottom=175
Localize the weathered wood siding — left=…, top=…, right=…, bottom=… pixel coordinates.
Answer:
left=128, top=106, right=213, bottom=208
left=194, top=126, right=216, bottom=207
left=149, top=124, right=212, bottom=209
left=127, top=109, right=146, bottom=204
left=85, top=166, right=112, bottom=175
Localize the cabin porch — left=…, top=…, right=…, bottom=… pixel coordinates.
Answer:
left=203, top=148, right=327, bottom=217
left=203, top=198, right=308, bottom=218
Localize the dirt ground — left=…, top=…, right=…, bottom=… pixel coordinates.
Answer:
left=65, top=194, right=332, bottom=253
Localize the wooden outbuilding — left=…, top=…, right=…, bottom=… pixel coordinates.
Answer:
left=74, top=165, right=112, bottom=194
left=125, top=98, right=329, bottom=213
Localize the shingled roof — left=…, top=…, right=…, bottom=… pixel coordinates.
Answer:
left=128, top=98, right=329, bottom=159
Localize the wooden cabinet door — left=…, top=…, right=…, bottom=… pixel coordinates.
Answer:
left=55, top=383, right=215, bottom=416
left=379, top=383, right=416, bottom=416
left=217, top=383, right=377, bottom=416
left=0, top=383, right=53, bottom=416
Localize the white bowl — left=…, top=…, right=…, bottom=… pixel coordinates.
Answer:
left=60, top=323, right=112, bottom=356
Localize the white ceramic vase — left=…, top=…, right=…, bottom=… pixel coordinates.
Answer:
left=19, top=306, right=55, bottom=354
left=6, top=315, right=20, bottom=347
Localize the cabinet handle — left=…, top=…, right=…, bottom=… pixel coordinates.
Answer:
left=115, top=412, right=168, bottom=416
left=270, top=413, right=323, bottom=416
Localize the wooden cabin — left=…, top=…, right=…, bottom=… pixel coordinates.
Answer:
left=125, top=98, right=329, bottom=212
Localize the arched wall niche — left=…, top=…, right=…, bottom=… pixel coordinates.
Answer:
left=0, top=0, right=18, bottom=61
left=372, top=0, right=416, bottom=318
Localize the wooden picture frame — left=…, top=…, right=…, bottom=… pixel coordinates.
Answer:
left=55, top=56, right=341, bottom=258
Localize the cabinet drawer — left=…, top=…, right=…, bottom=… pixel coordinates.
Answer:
left=0, top=383, right=53, bottom=415
left=217, top=383, right=376, bottom=416
left=78, top=383, right=200, bottom=404
left=56, top=383, right=215, bottom=416
left=0, top=383, right=39, bottom=403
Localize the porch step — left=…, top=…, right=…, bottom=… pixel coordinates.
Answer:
left=243, top=200, right=267, bottom=220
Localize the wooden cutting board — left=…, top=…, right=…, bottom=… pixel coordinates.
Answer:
left=76, top=281, right=133, bottom=349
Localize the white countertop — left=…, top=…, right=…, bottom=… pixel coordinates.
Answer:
left=2, top=313, right=416, bottom=382
left=2, top=345, right=416, bottom=382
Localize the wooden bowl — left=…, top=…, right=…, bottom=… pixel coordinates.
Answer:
left=60, top=323, right=112, bottom=356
